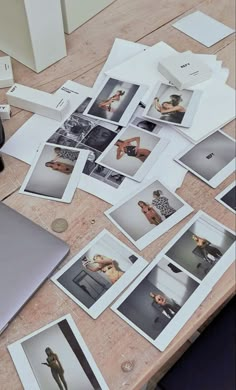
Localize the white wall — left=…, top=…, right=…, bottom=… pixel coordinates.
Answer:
left=22, top=324, right=93, bottom=390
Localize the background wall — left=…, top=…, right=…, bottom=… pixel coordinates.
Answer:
left=22, top=324, right=93, bottom=390
left=179, top=132, right=235, bottom=180
left=110, top=180, right=183, bottom=241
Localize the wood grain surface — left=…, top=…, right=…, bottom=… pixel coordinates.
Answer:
left=0, top=0, right=235, bottom=389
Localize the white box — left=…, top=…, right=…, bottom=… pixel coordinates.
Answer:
left=7, top=84, right=69, bottom=121
left=0, top=105, right=11, bottom=120
left=158, top=51, right=212, bottom=90
left=0, top=0, right=66, bottom=73
left=0, top=56, right=14, bottom=88
left=61, top=0, right=115, bottom=34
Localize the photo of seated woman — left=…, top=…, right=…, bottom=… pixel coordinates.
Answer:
left=106, top=179, right=192, bottom=250
left=51, top=230, right=147, bottom=318
left=19, top=143, right=88, bottom=203
left=95, top=125, right=168, bottom=182
left=166, top=214, right=236, bottom=281
left=143, top=82, right=202, bottom=128
left=114, top=256, right=199, bottom=341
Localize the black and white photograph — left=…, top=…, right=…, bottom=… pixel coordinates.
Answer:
left=215, top=181, right=236, bottom=214
left=51, top=230, right=147, bottom=318
left=96, top=125, right=168, bottom=181
left=131, top=104, right=163, bottom=135
left=175, top=131, right=236, bottom=188
left=8, top=315, right=109, bottom=390
left=19, top=143, right=88, bottom=203
left=143, top=81, right=202, bottom=128
left=165, top=211, right=236, bottom=281
left=105, top=179, right=193, bottom=250
left=83, top=76, right=147, bottom=126
left=111, top=255, right=206, bottom=351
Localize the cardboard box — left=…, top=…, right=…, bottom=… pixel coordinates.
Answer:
left=7, top=84, right=69, bottom=121
left=0, top=0, right=66, bottom=73
left=158, top=51, right=212, bottom=90
left=0, top=56, right=14, bottom=88
left=61, top=0, right=115, bottom=34
left=0, top=105, right=11, bottom=120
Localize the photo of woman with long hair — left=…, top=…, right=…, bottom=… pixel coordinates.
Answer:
left=115, top=136, right=151, bottom=162
left=152, top=190, right=176, bottom=219
left=138, top=201, right=162, bottom=225
left=98, top=90, right=125, bottom=112
left=154, top=95, right=186, bottom=124
left=83, top=254, right=124, bottom=284
left=42, top=347, right=68, bottom=390
left=192, top=234, right=223, bottom=264
left=45, top=147, right=79, bottom=175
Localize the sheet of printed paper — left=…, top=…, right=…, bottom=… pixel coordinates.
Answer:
left=172, top=11, right=235, bottom=47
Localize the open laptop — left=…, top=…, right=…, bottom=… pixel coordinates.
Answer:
left=0, top=202, right=70, bottom=333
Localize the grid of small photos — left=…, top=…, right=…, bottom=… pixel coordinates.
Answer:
left=7, top=40, right=236, bottom=389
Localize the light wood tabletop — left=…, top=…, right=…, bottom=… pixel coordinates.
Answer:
left=0, top=1, right=235, bottom=389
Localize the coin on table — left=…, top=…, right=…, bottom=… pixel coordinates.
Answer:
left=51, top=218, right=69, bottom=233
left=121, top=360, right=135, bottom=372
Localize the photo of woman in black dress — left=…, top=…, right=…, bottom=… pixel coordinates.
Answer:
left=115, top=136, right=151, bottom=162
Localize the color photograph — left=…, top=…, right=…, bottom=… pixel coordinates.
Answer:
left=215, top=181, right=236, bottom=214
left=96, top=125, right=168, bottom=181
left=19, top=143, right=88, bottom=203
left=143, top=81, right=202, bottom=128
left=105, top=179, right=193, bottom=250
left=165, top=212, right=236, bottom=281
left=175, top=131, right=236, bottom=188
left=8, top=315, right=109, bottom=390
left=84, top=76, right=147, bottom=126
left=51, top=230, right=147, bottom=318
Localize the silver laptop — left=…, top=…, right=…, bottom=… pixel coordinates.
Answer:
left=0, top=202, right=69, bottom=333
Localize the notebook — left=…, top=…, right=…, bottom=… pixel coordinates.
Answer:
left=0, top=202, right=69, bottom=333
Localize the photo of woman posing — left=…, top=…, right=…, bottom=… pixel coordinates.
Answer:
left=83, top=255, right=124, bottom=284
left=42, top=347, right=68, bottom=390
left=154, top=94, right=186, bottom=124
left=192, top=234, right=223, bottom=264
left=138, top=201, right=162, bottom=225
left=115, top=136, right=151, bottom=162
left=45, top=147, right=79, bottom=175
left=98, top=90, right=125, bottom=112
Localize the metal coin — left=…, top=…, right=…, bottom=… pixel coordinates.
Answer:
left=51, top=218, right=69, bottom=233
left=121, top=360, right=135, bottom=372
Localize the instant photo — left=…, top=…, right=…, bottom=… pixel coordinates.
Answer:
left=51, top=230, right=147, bottom=318
left=215, top=181, right=236, bottom=214
left=165, top=211, right=236, bottom=282
left=112, top=255, right=208, bottom=351
left=19, top=143, right=88, bottom=203
left=105, top=179, right=193, bottom=250
left=143, top=81, right=202, bottom=128
left=96, top=125, right=168, bottom=182
left=83, top=76, right=147, bottom=126
left=8, top=315, right=109, bottom=390
left=175, top=131, right=236, bottom=188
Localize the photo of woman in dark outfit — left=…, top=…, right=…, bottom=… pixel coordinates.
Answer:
left=115, top=136, right=151, bottom=162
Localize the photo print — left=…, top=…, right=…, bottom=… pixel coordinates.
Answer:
left=83, top=76, right=147, bottom=126
left=19, top=143, right=88, bottom=203
left=51, top=230, right=147, bottom=319
left=215, top=181, right=236, bottom=214
left=8, top=315, right=109, bottom=390
left=105, top=179, right=193, bottom=250
left=112, top=255, right=206, bottom=351
left=143, top=81, right=202, bottom=128
left=131, top=104, right=163, bottom=135
left=47, top=98, right=128, bottom=201
left=165, top=211, right=236, bottom=282
left=175, top=131, right=236, bottom=188
left=96, top=125, right=168, bottom=182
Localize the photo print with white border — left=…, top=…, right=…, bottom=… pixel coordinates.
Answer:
left=8, top=314, right=109, bottom=390
left=83, top=76, right=147, bottom=126
left=105, top=178, right=193, bottom=250
left=111, top=254, right=207, bottom=352
left=19, top=143, right=88, bottom=203
left=165, top=211, right=236, bottom=282
left=51, top=230, right=147, bottom=319
left=215, top=181, right=236, bottom=214
left=143, top=81, right=202, bottom=128
left=175, top=131, right=236, bottom=188
left=96, top=124, right=169, bottom=182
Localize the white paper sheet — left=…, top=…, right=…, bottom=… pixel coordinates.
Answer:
left=172, top=11, right=235, bottom=47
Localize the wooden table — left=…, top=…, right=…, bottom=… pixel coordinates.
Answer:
left=0, top=1, right=235, bottom=389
